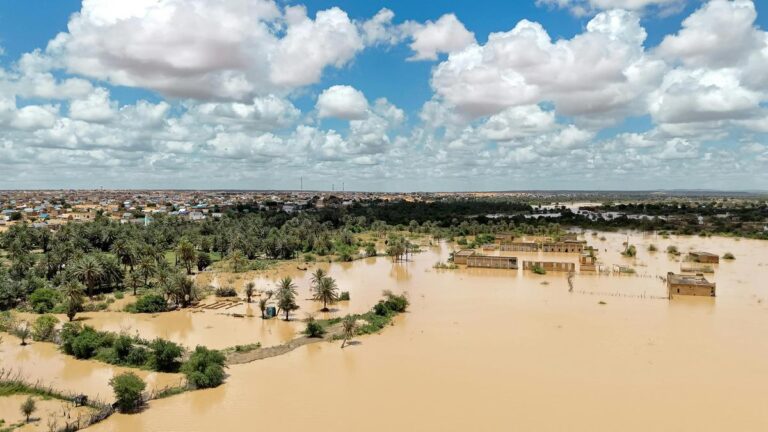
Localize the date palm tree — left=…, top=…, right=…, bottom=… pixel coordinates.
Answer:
left=312, top=276, right=339, bottom=312
left=176, top=239, right=197, bottom=275
left=275, top=277, right=299, bottom=321
left=244, top=282, right=255, bottom=303
left=70, top=255, right=104, bottom=297
left=341, top=315, right=357, bottom=348
left=61, top=280, right=86, bottom=321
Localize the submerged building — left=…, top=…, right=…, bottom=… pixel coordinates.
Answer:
left=667, top=272, right=716, bottom=298
left=467, top=255, right=518, bottom=269
left=688, top=251, right=720, bottom=264
left=523, top=261, right=576, bottom=272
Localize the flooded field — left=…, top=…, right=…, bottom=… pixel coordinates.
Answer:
left=0, top=394, right=96, bottom=432
left=69, top=231, right=768, bottom=431
left=3, top=231, right=768, bottom=430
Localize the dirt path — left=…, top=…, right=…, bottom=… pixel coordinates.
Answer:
left=225, top=323, right=342, bottom=365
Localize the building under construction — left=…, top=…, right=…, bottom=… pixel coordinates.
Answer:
left=667, top=272, right=716, bottom=298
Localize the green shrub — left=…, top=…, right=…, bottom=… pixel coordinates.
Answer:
left=667, top=245, right=680, bottom=255
left=126, top=346, right=150, bottom=366
left=149, top=338, right=183, bottom=372
left=339, top=291, right=350, bottom=301
left=68, top=326, right=113, bottom=359
left=214, top=287, right=237, bottom=297
left=622, top=245, right=637, bottom=257
left=114, top=291, right=125, bottom=300
left=130, top=294, right=168, bottom=313
left=723, top=252, right=735, bottom=260
left=304, top=318, right=326, bottom=338
left=181, top=346, right=226, bottom=389
left=28, top=288, right=59, bottom=314
left=532, top=265, right=546, bottom=275
left=648, top=244, right=658, bottom=252
left=31, top=314, right=58, bottom=342
left=110, top=372, right=146, bottom=413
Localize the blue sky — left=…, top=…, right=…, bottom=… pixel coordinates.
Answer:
left=1, top=0, right=767, bottom=190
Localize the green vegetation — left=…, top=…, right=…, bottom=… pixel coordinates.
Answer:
left=723, top=252, right=735, bottom=260
left=110, top=372, right=146, bottom=413
left=648, top=244, right=658, bottom=252
left=214, top=286, right=237, bottom=297
left=303, top=316, right=326, bottom=338
left=60, top=323, right=183, bottom=372
left=20, top=396, right=36, bottom=422
left=275, top=277, right=299, bottom=321
left=667, top=245, right=680, bottom=256
left=31, top=314, right=58, bottom=342
left=622, top=245, right=637, bottom=257
left=339, top=291, right=350, bottom=301
left=532, top=265, right=546, bottom=275
left=310, top=269, right=339, bottom=312
left=28, top=287, right=59, bottom=314
left=433, top=261, right=458, bottom=270
left=126, top=293, right=167, bottom=313
left=181, top=346, right=227, bottom=389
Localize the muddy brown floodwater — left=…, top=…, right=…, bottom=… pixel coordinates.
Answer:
left=16, top=231, right=768, bottom=431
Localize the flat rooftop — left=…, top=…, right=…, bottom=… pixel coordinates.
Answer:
left=668, top=273, right=714, bottom=286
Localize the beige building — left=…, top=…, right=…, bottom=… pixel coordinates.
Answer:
left=688, top=251, right=720, bottom=264
left=499, top=242, right=539, bottom=252
left=667, top=272, right=716, bottom=298
left=453, top=249, right=476, bottom=265
left=523, top=261, right=576, bottom=272
left=467, top=255, right=518, bottom=269
left=541, top=241, right=585, bottom=253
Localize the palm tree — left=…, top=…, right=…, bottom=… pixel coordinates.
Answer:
left=124, top=271, right=141, bottom=296
left=111, top=239, right=137, bottom=271
left=310, top=269, right=327, bottom=289
left=70, top=255, right=104, bottom=297
left=341, top=315, right=357, bottom=348
left=176, top=239, right=197, bottom=275
left=228, top=249, right=247, bottom=273
left=258, top=298, right=268, bottom=319
left=312, top=276, right=339, bottom=312
left=275, top=277, right=299, bottom=321
left=136, top=255, right=157, bottom=288
left=244, top=282, right=255, bottom=303
left=61, top=281, right=86, bottom=321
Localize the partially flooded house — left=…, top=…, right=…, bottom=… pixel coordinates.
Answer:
left=523, top=261, right=576, bottom=272
left=467, top=255, right=518, bottom=269
left=688, top=251, right=720, bottom=264
left=452, top=249, right=476, bottom=265
left=579, top=253, right=597, bottom=272
left=541, top=241, right=585, bottom=253
left=667, top=272, right=716, bottom=298
left=499, top=241, right=539, bottom=252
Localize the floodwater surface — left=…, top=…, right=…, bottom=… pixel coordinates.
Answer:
left=16, top=232, right=768, bottom=431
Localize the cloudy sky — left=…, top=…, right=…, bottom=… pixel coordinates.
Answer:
left=1, top=0, right=767, bottom=191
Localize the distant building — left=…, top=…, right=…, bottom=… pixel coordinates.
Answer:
left=541, top=241, right=585, bottom=254
left=579, top=253, right=597, bottom=272
left=452, top=249, right=476, bottom=265
left=499, top=241, right=539, bottom=252
left=523, top=261, right=575, bottom=272
left=667, top=272, right=716, bottom=298
left=466, top=255, right=518, bottom=269
left=688, top=251, right=720, bottom=264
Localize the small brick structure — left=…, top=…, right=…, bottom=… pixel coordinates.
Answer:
left=688, top=251, right=720, bottom=264
left=667, top=272, right=716, bottom=298
left=523, top=261, right=576, bottom=272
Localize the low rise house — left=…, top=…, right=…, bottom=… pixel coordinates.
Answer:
left=541, top=241, right=585, bottom=253
left=579, top=253, right=597, bottom=272
left=452, top=249, right=476, bottom=265
left=466, top=255, right=518, bottom=269
left=688, top=251, right=720, bottom=264
left=499, top=241, right=539, bottom=252
left=667, top=272, right=716, bottom=298
left=523, top=261, right=575, bottom=272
